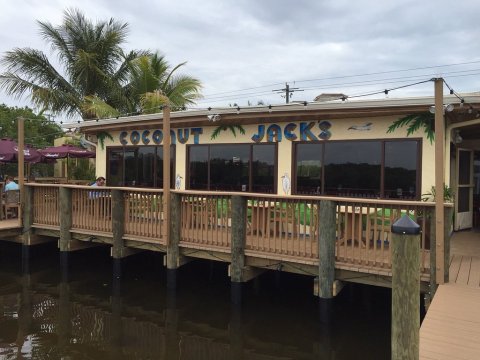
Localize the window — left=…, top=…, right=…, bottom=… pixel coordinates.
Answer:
left=106, top=146, right=175, bottom=188
left=188, top=144, right=276, bottom=193
left=324, top=141, right=381, bottom=197
left=294, top=139, right=420, bottom=199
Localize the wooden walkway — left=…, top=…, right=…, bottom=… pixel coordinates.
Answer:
left=420, top=230, right=480, bottom=360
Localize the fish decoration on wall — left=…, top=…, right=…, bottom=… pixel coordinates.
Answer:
left=348, top=122, right=372, bottom=131
left=281, top=172, right=291, bottom=195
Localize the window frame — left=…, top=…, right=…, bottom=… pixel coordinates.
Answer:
left=106, top=145, right=176, bottom=188
left=292, top=138, right=422, bottom=199
left=186, top=142, right=278, bottom=193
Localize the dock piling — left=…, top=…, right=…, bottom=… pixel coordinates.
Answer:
left=391, top=215, right=421, bottom=360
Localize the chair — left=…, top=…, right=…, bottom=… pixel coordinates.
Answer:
left=4, top=190, right=20, bottom=219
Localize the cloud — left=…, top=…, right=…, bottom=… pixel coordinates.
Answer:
left=0, top=0, right=479, bottom=113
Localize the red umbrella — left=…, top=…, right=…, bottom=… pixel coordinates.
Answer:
left=0, top=138, right=44, bottom=163
left=39, top=144, right=96, bottom=159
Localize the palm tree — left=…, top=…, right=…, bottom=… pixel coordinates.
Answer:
left=387, top=113, right=435, bottom=144
left=0, top=9, right=145, bottom=119
left=125, top=53, right=202, bottom=113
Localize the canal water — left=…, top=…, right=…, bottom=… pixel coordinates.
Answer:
left=0, top=242, right=393, bottom=359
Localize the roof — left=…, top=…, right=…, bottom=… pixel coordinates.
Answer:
left=62, top=94, right=480, bottom=134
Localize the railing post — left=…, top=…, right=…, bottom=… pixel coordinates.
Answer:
left=167, top=193, right=181, bottom=269
left=391, top=216, right=421, bottom=360
left=428, top=208, right=437, bottom=297
left=22, top=185, right=34, bottom=246
left=111, top=189, right=125, bottom=259
left=59, top=187, right=72, bottom=251
left=444, top=206, right=453, bottom=283
left=318, top=200, right=336, bottom=299
left=231, top=195, right=246, bottom=305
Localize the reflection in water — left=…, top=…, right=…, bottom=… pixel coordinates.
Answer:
left=0, top=242, right=391, bottom=359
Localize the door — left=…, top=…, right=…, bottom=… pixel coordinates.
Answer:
left=455, top=148, right=474, bottom=230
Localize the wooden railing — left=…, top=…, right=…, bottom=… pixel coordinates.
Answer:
left=124, top=190, right=164, bottom=240
left=180, top=193, right=232, bottom=250
left=28, top=184, right=440, bottom=276
left=72, top=187, right=112, bottom=233
left=32, top=184, right=60, bottom=227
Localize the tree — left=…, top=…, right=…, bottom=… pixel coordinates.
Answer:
left=125, top=53, right=202, bottom=113
left=387, top=113, right=435, bottom=144
left=0, top=104, right=63, bottom=176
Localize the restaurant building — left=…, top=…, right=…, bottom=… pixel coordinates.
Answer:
left=73, top=94, right=480, bottom=232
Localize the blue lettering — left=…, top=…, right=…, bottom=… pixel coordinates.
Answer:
left=130, top=131, right=140, bottom=145
left=299, top=122, right=317, bottom=141
left=142, top=130, right=150, bottom=145
left=120, top=131, right=128, bottom=145
left=284, top=123, right=297, bottom=141
left=267, top=124, right=282, bottom=142
left=251, top=125, right=265, bottom=143
left=191, top=128, right=203, bottom=144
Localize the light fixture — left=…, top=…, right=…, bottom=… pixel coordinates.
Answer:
left=268, top=104, right=272, bottom=113
left=429, top=104, right=454, bottom=114
left=452, top=129, right=463, bottom=144
left=207, top=114, right=221, bottom=122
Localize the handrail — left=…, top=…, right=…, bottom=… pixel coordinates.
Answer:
left=26, top=184, right=450, bottom=207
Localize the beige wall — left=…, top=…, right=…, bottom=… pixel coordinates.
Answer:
left=95, top=115, right=436, bottom=195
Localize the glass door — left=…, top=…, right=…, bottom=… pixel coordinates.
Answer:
left=455, top=148, right=474, bottom=230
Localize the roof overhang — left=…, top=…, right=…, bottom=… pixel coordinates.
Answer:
left=61, top=94, right=480, bottom=134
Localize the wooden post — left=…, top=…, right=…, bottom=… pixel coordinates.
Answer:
left=230, top=195, right=247, bottom=283
left=59, top=187, right=72, bottom=251
left=18, top=117, right=25, bottom=221
left=111, top=189, right=125, bottom=259
left=428, top=208, right=437, bottom=298
left=163, top=106, right=171, bottom=246
left=167, top=193, right=181, bottom=269
left=22, top=185, right=34, bottom=246
left=391, top=216, right=420, bottom=360
left=444, top=206, right=453, bottom=283
left=318, top=200, right=336, bottom=299
left=434, top=78, right=445, bottom=284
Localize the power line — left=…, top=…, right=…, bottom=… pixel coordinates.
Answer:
left=202, top=59, right=480, bottom=98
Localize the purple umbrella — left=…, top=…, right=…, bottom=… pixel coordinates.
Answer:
left=0, top=138, right=44, bottom=163
left=39, top=144, right=95, bottom=180
left=39, top=144, right=96, bottom=159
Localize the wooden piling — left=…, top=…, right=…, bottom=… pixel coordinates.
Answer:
left=318, top=200, right=336, bottom=298
left=444, top=206, right=453, bottom=283
left=167, top=193, right=181, bottom=269
left=391, top=217, right=420, bottom=360
left=429, top=209, right=437, bottom=297
left=231, top=195, right=246, bottom=283
left=59, top=187, right=72, bottom=251
left=22, top=185, right=34, bottom=246
left=111, top=189, right=125, bottom=259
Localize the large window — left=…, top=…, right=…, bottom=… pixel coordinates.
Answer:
left=294, top=139, right=421, bottom=199
left=107, top=146, right=175, bottom=188
left=188, top=144, right=276, bottom=193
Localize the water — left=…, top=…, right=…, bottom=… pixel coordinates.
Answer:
left=0, top=242, right=392, bottom=359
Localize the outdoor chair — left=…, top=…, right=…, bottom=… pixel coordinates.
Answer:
left=4, top=190, right=20, bottom=219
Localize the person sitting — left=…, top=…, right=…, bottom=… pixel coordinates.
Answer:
left=91, top=177, right=106, bottom=187
left=88, top=176, right=106, bottom=199
left=4, top=176, right=19, bottom=192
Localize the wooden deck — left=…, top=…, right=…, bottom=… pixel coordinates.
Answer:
left=420, top=230, right=480, bottom=359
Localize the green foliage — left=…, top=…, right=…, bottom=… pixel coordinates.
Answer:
left=126, top=53, right=202, bottom=113
left=422, top=184, right=454, bottom=203
left=96, top=131, right=114, bottom=149
left=0, top=104, right=63, bottom=177
left=70, top=158, right=96, bottom=180
left=210, top=124, right=246, bottom=140
left=387, top=113, right=435, bottom=144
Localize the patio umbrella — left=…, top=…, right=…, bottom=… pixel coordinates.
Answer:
left=0, top=138, right=44, bottom=163
left=39, top=144, right=96, bottom=180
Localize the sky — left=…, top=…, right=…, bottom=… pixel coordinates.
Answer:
left=1, top=0, right=480, bottom=120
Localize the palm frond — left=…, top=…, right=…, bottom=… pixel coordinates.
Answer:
left=387, top=113, right=435, bottom=144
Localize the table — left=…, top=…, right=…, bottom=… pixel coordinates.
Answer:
left=337, top=205, right=372, bottom=248
left=248, top=201, right=276, bottom=235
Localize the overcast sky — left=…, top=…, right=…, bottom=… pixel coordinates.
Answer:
left=1, top=0, right=480, bottom=119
